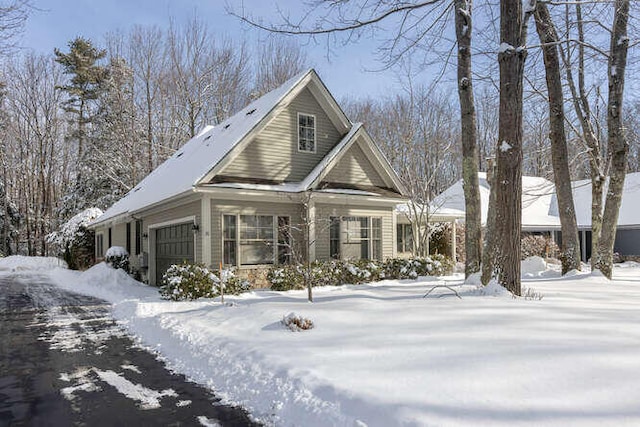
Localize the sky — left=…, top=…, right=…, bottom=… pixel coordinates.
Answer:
left=18, top=0, right=429, bottom=101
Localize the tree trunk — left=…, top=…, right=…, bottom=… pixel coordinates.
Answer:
left=493, top=0, right=529, bottom=295
left=534, top=3, right=581, bottom=274
left=481, top=157, right=497, bottom=285
left=454, top=0, right=482, bottom=278
left=594, top=0, right=630, bottom=278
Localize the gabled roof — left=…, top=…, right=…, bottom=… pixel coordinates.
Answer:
left=93, top=69, right=356, bottom=226
left=431, top=173, right=560, bottom=229
left=92, top=69, right=405, bottom=227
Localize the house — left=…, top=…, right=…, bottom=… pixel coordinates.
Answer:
left=89, top=69, right=408, bottom=285
left=395, top=173, right=558, bottom=261
left=569, top=172, right=640, bottom=261
left=428, top=171, right=640, bottom=262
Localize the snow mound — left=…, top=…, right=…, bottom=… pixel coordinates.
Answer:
left=521, top=256, right=547, bottom=277
left=472, top=279, right=510, bottom=297
left=0, top=255, right=67, bottom=272
left=50, top=262, right=155, bottom=303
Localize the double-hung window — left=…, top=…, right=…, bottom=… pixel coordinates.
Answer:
left=330, top=216, right=382, bottom=261
left=223, top=214, right=291, bottom=267
left=298, top=113, right=316, bottom=152
left=397, top=223, right=413, bottom=253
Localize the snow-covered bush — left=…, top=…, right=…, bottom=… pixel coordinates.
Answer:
left=105, top=246, right=129, bottom=271
left=159, top=263, right=251, bottom=301
left=47, top=207, right=103, bottom=270
left=282, top=313, right=314, bottom=332
left=521, top=234, right=558, bottom=259
left=267, top=256, right=454, bottom=290
left=382, top=255, right=453, bottom=279
left=160, top=263, right=221, bottom=301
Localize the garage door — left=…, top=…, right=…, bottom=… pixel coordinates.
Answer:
left=155, top=223, right=194, bottom=284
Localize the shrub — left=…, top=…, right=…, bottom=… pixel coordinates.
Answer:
left=521, top=235, right=559, bottom=259
left=105, top=246, right=130, bottom=271
left=282, top=312, right=314, bottom=331
left=160, top=263, right=250, bottom=301
left=267, top=255, right=454, bottom=290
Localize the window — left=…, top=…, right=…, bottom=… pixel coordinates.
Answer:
left=223, top=214, right=291, bottom=266
left=126, top=222, right=131, bottom=254
left=96, top=234, right=104, bottom=259
left=330, top=217, right=340, bottom=259
left=277, top=216, right=291, bottom=264
left=397, top=224, right=413, bottom=253
left=298, top=113, right=315, bottom=152
left=108, top=228, right=112, bottom=248
left=330, top=216, right=383, bottom=261
left=135, top=220, right=142, bottom=255
left=223, top=215, right=237, bottom=266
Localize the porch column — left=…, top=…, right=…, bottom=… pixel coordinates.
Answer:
left=451, top=219, right=457, bottom=262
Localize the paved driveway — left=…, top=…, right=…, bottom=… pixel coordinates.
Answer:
left=0, top=274, right=259, bottom=426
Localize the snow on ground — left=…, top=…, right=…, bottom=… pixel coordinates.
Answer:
left=0, top=255, right=66, bottom=271
left=4, top=255, right=640, bottom=426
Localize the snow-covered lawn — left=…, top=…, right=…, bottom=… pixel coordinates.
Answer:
left=3, top=256, right=640, bottom=426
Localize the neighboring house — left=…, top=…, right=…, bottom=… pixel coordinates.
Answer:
left=570, top=172, right=640, bottom=261
left=429, top=171, right=640, bottom=262
left=89, top=69, right=408, bottom=285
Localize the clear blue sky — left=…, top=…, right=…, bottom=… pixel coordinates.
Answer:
left=19, top=0, right=427, bottom=101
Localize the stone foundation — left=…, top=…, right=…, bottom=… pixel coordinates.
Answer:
left=237, top=267, right=271, bottom=288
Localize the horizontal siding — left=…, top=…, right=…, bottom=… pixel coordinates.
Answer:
left=143, top=200, right=202, bottom=263
left=221, top=87, right=343, bottom=182
left=323, top=138, right=387, bottom=188
left=315, top=203, right=394, bottom=261
left=210, top=199, right=305, bottom=267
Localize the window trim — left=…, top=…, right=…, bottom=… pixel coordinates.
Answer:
left=297, top=112, right=317, bottom=153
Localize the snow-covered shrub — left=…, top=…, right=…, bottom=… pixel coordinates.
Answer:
left=267, top=256, right=454, bottom=290
left=105, top=246, right=129, bottom=271
left=521, top=234, right=558, bottom=259
left=160, top=263, right=221, bottom=301
left=47, top=207, right=103, bottom=270
left=382, top=255, right=453, bottom=279
left=160, top=263, right=251, bottom=301
left=219, top=268, right=252, bottom=295
left=282, top=312, right=314, bottom=332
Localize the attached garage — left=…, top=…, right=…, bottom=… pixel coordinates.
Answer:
left=155, top=222, right=194, bottom=284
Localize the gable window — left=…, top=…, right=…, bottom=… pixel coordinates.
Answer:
left=298, top=113, right=316, bottom=152
left=330, top=216, right=382, bottom=261
left=397, top=224, right=413, bottom=253
left=223, top=214, right=291, bottom=267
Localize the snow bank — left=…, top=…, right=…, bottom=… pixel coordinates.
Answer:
left=41, top=260, right=640, bottom=426
left=521, top=256, right=547, bottom=277
left=50, top=263, right=155, bottom=302
left=0, top=255, right=67, bottom=272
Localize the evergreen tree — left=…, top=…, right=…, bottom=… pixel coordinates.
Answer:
left=54, top=37, right=108, bottom=160
left=55, top=37, right=108, bottom=220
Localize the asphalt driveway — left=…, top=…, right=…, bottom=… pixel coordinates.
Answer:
left=0, top=274, right=259, bottom=426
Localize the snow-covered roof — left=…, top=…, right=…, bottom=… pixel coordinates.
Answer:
left=431, top=173, right=560, bottom=229
left=93, top=70, right=316, bottom=226
left=569, top=172, right=640, bottom=228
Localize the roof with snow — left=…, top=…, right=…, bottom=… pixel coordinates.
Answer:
left=568, top=172, right=640, bottom=228
left=430, top=173, right=560, bottom=229
left=92, top=69, right=405, bottom=227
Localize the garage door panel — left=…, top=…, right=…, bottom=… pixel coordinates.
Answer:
left=155, top=222, right=194, bottom=284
